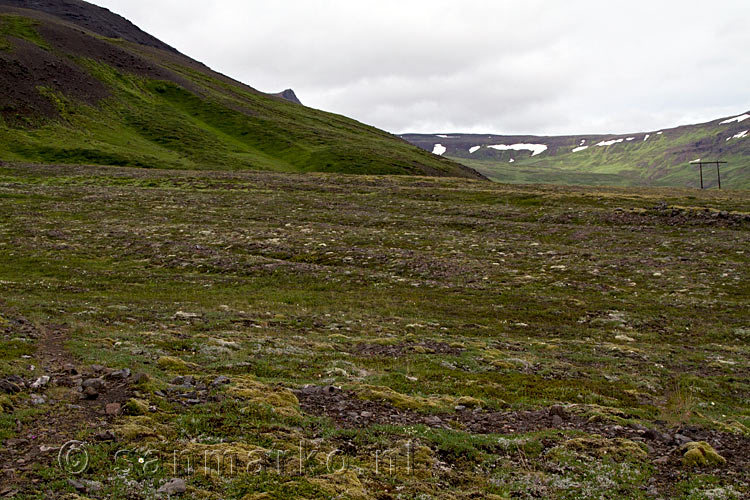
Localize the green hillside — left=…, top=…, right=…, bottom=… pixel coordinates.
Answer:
left=402, top=114, right=750, bottom=188
left=0, top=5, right=482, bottom=179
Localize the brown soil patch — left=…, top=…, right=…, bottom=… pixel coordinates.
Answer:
left=0, top=309, right=132, bottom=493
left=350, top=340, right=464, bottom=358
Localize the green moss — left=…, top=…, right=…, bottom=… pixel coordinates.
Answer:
left=681, top=442, right=726, bottom=468
left=556, top=436, right=648, bottom=461
left=0, top=395, right=13, bottom=413
left=122, top=398, right=149, bottom=416
left=355, top=384, right=451, bottom=412
left=0, top=339, right=34, bottom=360
left=0, top=15, right=50, bottom=50
left=156, top=355, right=191, bottom=374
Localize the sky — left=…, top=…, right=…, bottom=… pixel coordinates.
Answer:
left=91, top=0, right=750, bottom=136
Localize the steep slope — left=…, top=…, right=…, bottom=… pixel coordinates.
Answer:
left=402, top=113, right=750, bottom=188
left=0, top=1, right=483, bottom=179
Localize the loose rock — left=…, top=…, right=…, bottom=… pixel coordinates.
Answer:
left=157, top=478, right=187, bottom=495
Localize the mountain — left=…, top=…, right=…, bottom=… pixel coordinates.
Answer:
left=273, top=89, right=303, bottom=105
left=0, top=1, right=484, bottom=179
left=402, top=113, right=750, bottom=188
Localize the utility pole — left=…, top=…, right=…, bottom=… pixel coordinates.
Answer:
left=690, top=160, right=726, bottom=189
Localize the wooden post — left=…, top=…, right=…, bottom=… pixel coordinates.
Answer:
left=700, top=163, right=704, bottom=189
left=716, top=161, right=722, bottom=189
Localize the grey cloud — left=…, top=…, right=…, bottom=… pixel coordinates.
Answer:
left=94, top=0, right=750, bottom=135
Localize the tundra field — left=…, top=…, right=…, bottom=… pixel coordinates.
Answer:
left=0, top=163, right=749, bottom=499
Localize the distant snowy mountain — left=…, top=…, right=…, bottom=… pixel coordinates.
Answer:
left=402, top=112, right=750, bottom=188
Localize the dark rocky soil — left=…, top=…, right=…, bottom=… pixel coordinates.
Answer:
left=297, top=385, right=750, bottom=492
left=0, top=309, right=133, bottom=492
left=0, top=0, right=178, bottom=52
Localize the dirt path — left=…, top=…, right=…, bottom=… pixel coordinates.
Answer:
left=0, top=312, right=132, bottom=495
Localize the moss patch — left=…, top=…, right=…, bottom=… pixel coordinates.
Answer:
left=681, top=442, right=726, bottom=468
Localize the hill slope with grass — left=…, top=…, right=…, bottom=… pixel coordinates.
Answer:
left=0, top=1, right=483, bottom=179
left=402, top=113, right=750, bottom=188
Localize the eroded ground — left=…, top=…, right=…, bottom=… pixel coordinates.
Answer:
left=0, top=163, right=748, bottom=499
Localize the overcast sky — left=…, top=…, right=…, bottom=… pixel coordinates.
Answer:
left=91, top=0, right=750, bottom=136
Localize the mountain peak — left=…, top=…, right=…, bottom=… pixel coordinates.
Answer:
left=274, top=89, right=302, bottom=105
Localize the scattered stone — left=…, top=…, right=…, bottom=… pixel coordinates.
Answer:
left=83, top=386, right=99, bottom=400
left=157, top=478, right=187, bottom=495
left=210, top=338, right=240, bottom=349
left=300, top=385, right=340, bottom=396
left=680, top=441, right=726, bottom=468
left=653, top=456, right=670, bottom=465
left=91, top=365, right=106, bottom=374
left=30, top=376, right=51, bottom=390
left=549, top=405, right=568, bottom=419
left=68, top=479, right=86, bottom=492
left=30, top=394, right=46, bottom=405
left=173, top=311, right=200, bottom=320
left=171, top=375, right=195, bottom=386
left=552, top=415, right=564, bottom=427
left=94, top=430, right=116, bottom=442
left=425, top=416, right=443, bottom=426
left=211, top=375, right=231, bottom=387
left=62, top=364, right=78, bottom=375
left=84, top=480, right=103, bottom=493
left=106, top=368, right=131, bottom=380
left=0, top=379, right=23, bottom=394
left=131, top=372, right=150, bottom=384
left=673, top=433, right=693, bottom=446
left=105, top=403, right=122, bottom=416
left=67, top=478, right=102, bottom=494
left=82, top=378, right=105, bottom=391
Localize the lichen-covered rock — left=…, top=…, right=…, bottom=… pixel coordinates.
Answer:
left=356, top=384, right=452, bottom=412
left=226, top=377, right=300, bottom=418
left=157, top=356, right=191, bottom=374
left=455, top=396, right=483, bottom=408
left=680, top=441, right=726, bottom=468
left=122, top=398, right=149, bottom=416
left=557, top=435, right=648, bottom=461
left=114, top=416, right=172, bottom=442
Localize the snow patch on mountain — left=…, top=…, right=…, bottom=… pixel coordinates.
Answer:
left=572, top=146, right=589, bottom=152
left=469, top=146, right=481, bottom=154
left=720, top=114, right=750, bottom=125
left=597, top=138, right=625, bottom=147
left=488, top=143, right=548, bottom=156
left=727, top=130, right=748, bottom=141
left=432, top=144, right=447, bottom=156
